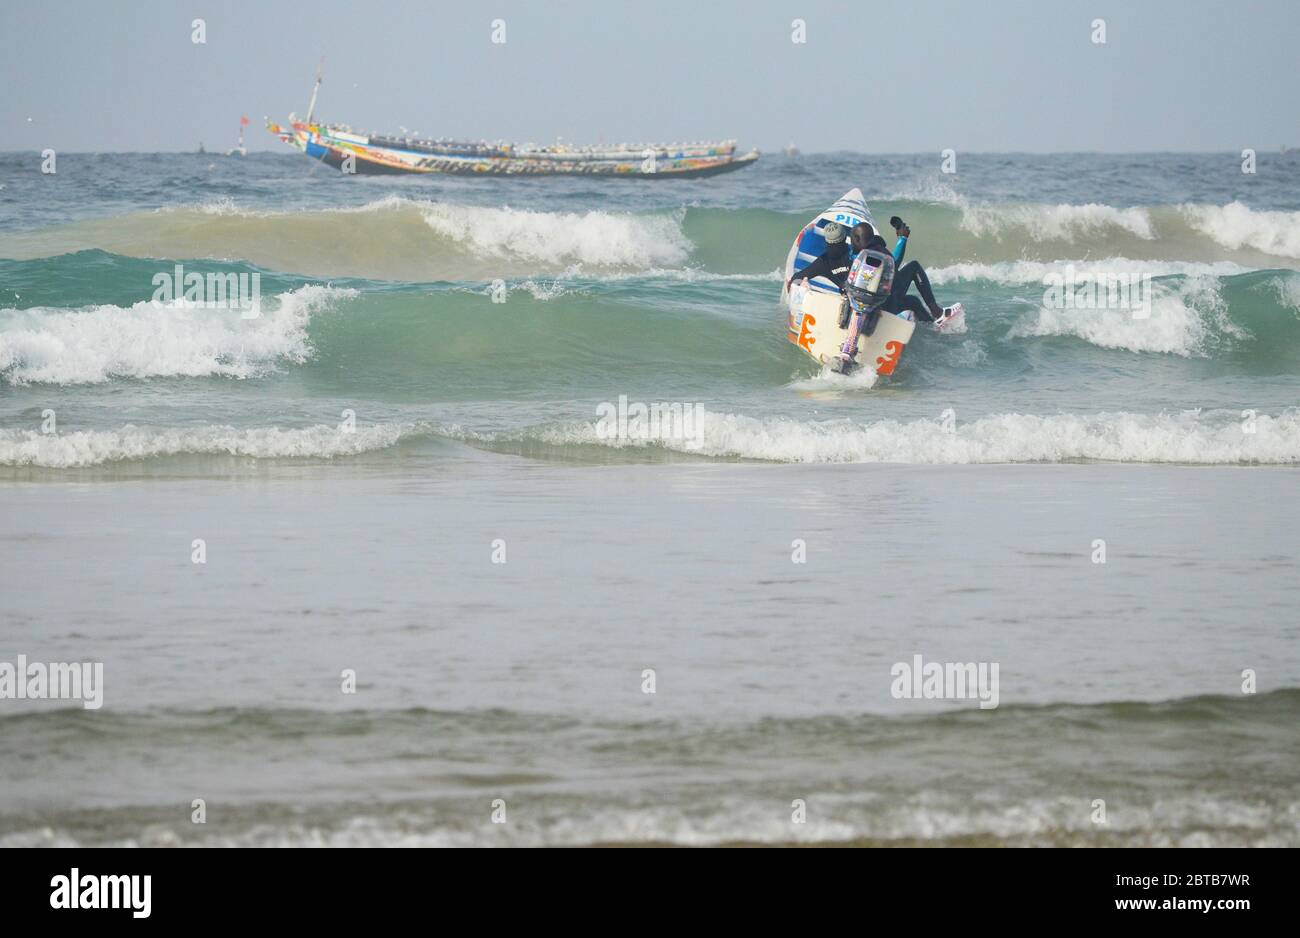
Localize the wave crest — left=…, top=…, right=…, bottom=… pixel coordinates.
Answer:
left=530, top=408, right=1300, bottom=464
left=418, top=202, right=691, bottom=270
left=1181, top=201, right=1300, bottom=260
left=0, top=421, right=422, bottom=468
left=1007, top=274, right=1240, bottom=356
left=0, top=285, right=350, bottom=385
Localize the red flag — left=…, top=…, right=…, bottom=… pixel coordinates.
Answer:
left=240, top=115, right=250, bottom=125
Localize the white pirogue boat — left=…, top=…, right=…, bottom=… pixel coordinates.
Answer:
left=268, top=68, right=758, bottom=178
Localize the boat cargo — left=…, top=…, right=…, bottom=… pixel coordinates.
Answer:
left=268, top=70, right=758, bottom=178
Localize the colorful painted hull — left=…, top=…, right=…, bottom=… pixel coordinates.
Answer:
left=784, top=283, right=915, bottom=376
left=268, top=120, right=759, bottom=177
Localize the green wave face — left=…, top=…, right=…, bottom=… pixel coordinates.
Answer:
left=3, top=172, right=1299, bottom=467
left=3, top=251, right=1298, bottom=397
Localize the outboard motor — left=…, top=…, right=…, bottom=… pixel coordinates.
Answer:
left=833, top=249, right=895, bottom=371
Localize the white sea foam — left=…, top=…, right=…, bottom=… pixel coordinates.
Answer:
left=1181, top=201, right=1300, bottom=259
left=191, top=196, right=243, bottom=216
left=0, top=421, right=421, bottom=468
left=541, top=408, right=1300, bottom=464
left=0, top=285, right=351, bottom=385
left=419, top=203, right=691, bottom=269
left=1272, top=272, right=1300, bottom=314
left=465, top=279, right=579, bottom=301
left=3, top=791, right=1291, bottom=847
left=786, top=365, right=879, bottom=391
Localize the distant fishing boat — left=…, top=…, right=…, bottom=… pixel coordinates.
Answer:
left=226, top=116, right=249, bottom=157
left=267, top=66, right=758, bottom=178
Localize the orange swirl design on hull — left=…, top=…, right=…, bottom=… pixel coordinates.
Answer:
left=875, top=340, right=903, bottom=375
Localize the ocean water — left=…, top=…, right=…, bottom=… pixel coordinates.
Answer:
left=1, top=151, right=1297, bottom=846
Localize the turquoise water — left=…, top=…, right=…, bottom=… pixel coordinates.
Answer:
left=2, top=151, right=1299, bottom=469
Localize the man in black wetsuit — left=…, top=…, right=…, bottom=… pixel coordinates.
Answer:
left=854, top=224, right=956, bottom=336
left=866, top=217, right=956, bottom=327
left=785, top=221, right=853, bottom=291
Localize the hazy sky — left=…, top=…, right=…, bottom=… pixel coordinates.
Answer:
left=2, top=0, right=1297, bottom=153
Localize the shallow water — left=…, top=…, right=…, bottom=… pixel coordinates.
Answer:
left=1, top=461, right=1297, bottom=846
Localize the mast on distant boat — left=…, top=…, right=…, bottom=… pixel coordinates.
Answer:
left=306, top=58, right=324, bottom=125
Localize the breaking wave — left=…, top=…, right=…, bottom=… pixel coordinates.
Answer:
left=418, top=202, right=691, bottom=269
left=1181, top=201, right=1300, bottom=259
left=11, top=409, right=1300, bottom=468
left=1007, top=273, right=1241, bottom=356
left=0, top=285, right=351, bottom=385
left=0, top=198, right=697, bottom=281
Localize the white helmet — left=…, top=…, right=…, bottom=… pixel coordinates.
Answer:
left=822, top=221, right=846, bottom=244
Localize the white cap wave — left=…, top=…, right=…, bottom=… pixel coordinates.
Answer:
left=1181, top=201, right=1300, bottom=260
left=420, top=203, right=691, bottom=269
left=0, top=284, right=351, bottom=385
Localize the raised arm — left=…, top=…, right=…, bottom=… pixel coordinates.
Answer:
left=889, top=216, right=911, bottom=264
